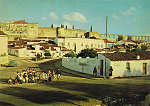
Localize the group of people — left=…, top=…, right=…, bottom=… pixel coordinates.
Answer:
left=8, top=68, right=62, bottom=85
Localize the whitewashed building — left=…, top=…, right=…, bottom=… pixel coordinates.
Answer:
left=54, top=37, right=106, bottom=53
left=62, top=51, right=150, bottom=78
left=62, top=56, right=110, bottom=77
left=0, top=31, right=8, bottom=65
left=103, top=52, right=150, bottom=78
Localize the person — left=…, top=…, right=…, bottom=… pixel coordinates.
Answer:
left=18, top=73, right=23, bottom=84
left=14, top=78, right=18, bottom=84
left=52, top=70, right=56, bottom=79
left=33, top=72, right=38, bottom=83
left=93, top=67, right=97, bottom=78
left=56, top=68, right=61, bottom=80
left=23, top=73, right=27, bottom=83
left=41, top=72, right=47, bottom=83
left=8, top=77, right=13, bottom=85
left=28, top=72, right=33, bottom=83
left=48, top=71, right=52, bottom=82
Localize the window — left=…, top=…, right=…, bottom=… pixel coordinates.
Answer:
left=85, top=45, right=88, bottom=48
left=81, top=43, right=83, bottom=46
left=126, top=62, right=130, bottom=71
left=91, top=44, right=93, bottom=48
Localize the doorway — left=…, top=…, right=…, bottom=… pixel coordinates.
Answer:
left=143, top=63, right=147, bottom=75
left=100, top=60, right=104, bottom=76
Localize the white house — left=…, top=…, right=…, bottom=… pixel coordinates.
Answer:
left=102, top=51, right=150, bottom=78
left=62, top=51, right=150, bottom=78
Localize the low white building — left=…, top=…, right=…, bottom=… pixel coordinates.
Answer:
left=8, top=45, right=44, bottom=58
left=54, top=37, right=106, bottom=53
left=62, top=56, right=110, bottom=77
left=62, top=51, right=150, bottom=78
left=103, top=52, right=150, bottom=78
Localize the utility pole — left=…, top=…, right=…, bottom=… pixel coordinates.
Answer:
left=105, top=16, right=108, bottom=78
left=106, top=16, right=108, bottom=39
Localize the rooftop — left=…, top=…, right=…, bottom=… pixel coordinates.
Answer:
left=12, top=20, right=28, bottom=24
left=102, top=51, right=150, bottom=61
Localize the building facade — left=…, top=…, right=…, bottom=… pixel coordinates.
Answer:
left=57, top=27, right=86, bottom=38
left=0, top=20, right=38, bottom=41
left=0, top=31, right=8, bottom=64
left=62, top=52, right=150, bottom=78
left=54, top=37, right=106, bottom=53
left=38, top=27, right=57, bottom=38
left=103, top=52, right=150, bottom=78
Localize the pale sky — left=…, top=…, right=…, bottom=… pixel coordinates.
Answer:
left=0, top=0, right=150, bottom=35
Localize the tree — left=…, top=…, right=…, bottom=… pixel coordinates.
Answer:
left=77, top=48, right=98, bottom=58
left=64, top=51, right=76, bottom=57
left=51, top=24, right=54, bottom=28
left=44, top=50, right=51, bottom=57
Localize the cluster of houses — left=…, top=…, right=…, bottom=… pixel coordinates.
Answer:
left=0, top=19, right=150, bottom=78
left=8, top=38, right=70, bottom=58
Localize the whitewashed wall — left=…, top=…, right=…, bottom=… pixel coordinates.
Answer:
left=111, top=60, right=150, bottom=78
left=0, top=56, right=8, bottom=64
left=62, top=55, right=111, bottom=77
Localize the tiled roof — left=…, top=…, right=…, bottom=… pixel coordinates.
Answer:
left=95, top=48, right=103, bottom=52
left=104, top=39, right=115, bottom=43
left=9, top=47, right=25, bottom=49
left=51, top=47, right=56, bottom=51
left=102, top=51, right=150, bottom=61
left=13, top=20, right=28, bottom=24
left=61, top=47, right=70, bottom=51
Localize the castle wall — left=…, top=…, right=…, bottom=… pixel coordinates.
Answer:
left=38, top=27, right=57, bottom=38
left=0, top=23, right=38, bottom=41
left=57, top=27, right=86, bottom=38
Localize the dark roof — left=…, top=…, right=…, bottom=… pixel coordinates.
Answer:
left=0, top=31, right=7, bottom=35
left=102, top=51, right=150, bottom=61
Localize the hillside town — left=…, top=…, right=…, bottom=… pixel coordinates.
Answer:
left=0, top=18, right=150, bottom=105
left=0, top=20, right=150, bottom=79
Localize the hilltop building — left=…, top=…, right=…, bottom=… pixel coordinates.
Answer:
left=38, top=27, right=57, bottom=38
left=0, top=20, right=38, bottom=41
left=54, top=37, right=106, bottom=53
left=38, top=26, right=86, bottom=38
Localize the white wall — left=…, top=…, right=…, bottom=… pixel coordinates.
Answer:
left=62, top=55, right=111, bottom=77
left=111, top=60, right=150, bottom=78
left=55, top=38, right=106, bottom=53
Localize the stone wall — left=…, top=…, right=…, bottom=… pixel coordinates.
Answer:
left=57, top=27, right=86, bottom=38
left=0, top=23, right=38, bottom=41
left=38, top=27, right=57, bottom=38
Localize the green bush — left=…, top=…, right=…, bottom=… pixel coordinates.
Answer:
left=77, top=48, right=97, bottom=58
left=64, top=51, right=76, bottom=57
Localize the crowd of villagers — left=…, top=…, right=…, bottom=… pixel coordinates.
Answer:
left=8, top=68, right=62, bottom=84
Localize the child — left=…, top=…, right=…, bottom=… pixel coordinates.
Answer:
left=8, top=77, right=13, bottom=85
